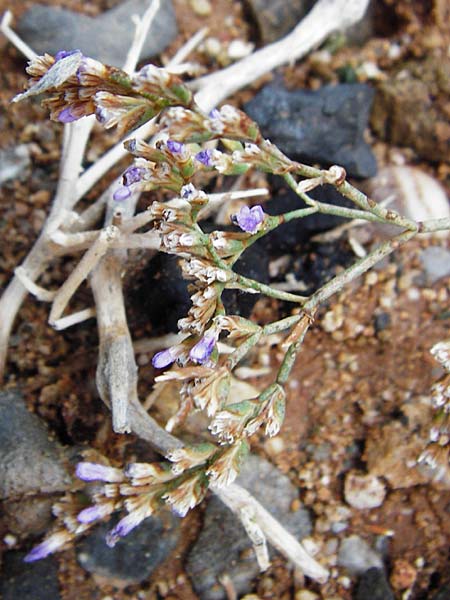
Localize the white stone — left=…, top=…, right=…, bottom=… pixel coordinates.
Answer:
left=344, top=471, right=386, bottom=510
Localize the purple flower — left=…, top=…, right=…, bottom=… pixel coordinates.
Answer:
left=195, top=149, right=213, bottom=167
left=106, top=514, right=139, bottom=547
left=23, top=533, right=66, bottom=562
left=24, top=541, right=53, bottom=562
left=232, top=205, right=265, bottom=234
left=113, top=186, right=132, bottom=202
left=123, top=166, right=145, bottom=187
left=77, top=505, right=105, bottom=524
left=166, top=139, right=185, bottom=154
left=189, top=334, right=216, bottom=364
left=152, top=346, right=178, bottom=369
left=58, top=107, right=79, bottom=124
left=76, top=462, right=123, bottom=482
left=209, top=108, right=221, bottom=119
left=127, top=139, right=137, bottom=153
left=180, top=183, right=197, bottom=200
left=55, top=49, right=81, bottom=62
left=95, top=106, right=108, bottom=124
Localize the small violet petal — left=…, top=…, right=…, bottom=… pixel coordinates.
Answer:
left=55, top=49, right=81, bottom=62
left=166, top=139, right=185, bottom=154
left=23, top=541, right=52, bottom=562
left=233, top=204, right=264, bottom=233
left=106, top=514, right=138, bottom=547
left=123, top=166, right=145, bottom=187
left=152, top=347, right=177, bottom=369
left=189, top=335, right=215, bottom=364
left=180, top=183, right=197, bottom=200
left=195, top=149, right=212, bottom=167
left=76, top=462, right=119, bottom=482
left=77, top=505, right=104, bottom=524
left=113, top=186, right=132, bottom=202
left=95, top=106, right=109, bottom=124
left=209, top=108, right=221, bottom=119
left=58, top=107, right=79, bottom=124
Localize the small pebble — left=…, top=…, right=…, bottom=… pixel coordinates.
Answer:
left=190, top=0, right=212, bottom=16
left=344, top=471, right=386, bottom=510
left=338, top=535, right=383, bottom=575
left=227, top=39, right=254, bottom=60
left=389, top=559, right=417, bottom=591
left=296, top=591, right=319, bottom=600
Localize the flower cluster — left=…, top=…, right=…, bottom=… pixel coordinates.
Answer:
left=14, top=51, right=193, bottom=133
left=210, top=383, right=286, bottom=444
left=24, top=442, right=248, bottom=560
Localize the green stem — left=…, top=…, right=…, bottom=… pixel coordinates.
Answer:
left=303, top=228, right=417, bottom=312
left=274, top=228, right=417, bottom=385
left=262, top=315, right=302, bottom=335
left=231, top=274, right=306, bottom=304
left=225, top=331, right=261, bottom=370
left=281, top=206, right=318, bottom=223
left=283, top=172, right=418, bottom=231
left=276, top=320, right=311, bottom=385
left=418, top=217, right=450, bottom=233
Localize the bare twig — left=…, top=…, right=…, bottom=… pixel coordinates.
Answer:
left=123, top=0, right=161, bottom=75
left=0, top=10, right=36, bottom=60
left=192, top=0, right=370, bottom=111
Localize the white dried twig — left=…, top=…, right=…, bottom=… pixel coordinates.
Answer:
left=215, top=484, right=329, bottom=582
left=123, top=0, right=160, bottom=75
left=0, top=10, right=36, bottom=60
left=192, top=0, right=370, bottom=111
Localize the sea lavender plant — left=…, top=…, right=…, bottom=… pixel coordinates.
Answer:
left=1, top=0, right=448, bottom=576
left=10, top=48, right=448, bottom=565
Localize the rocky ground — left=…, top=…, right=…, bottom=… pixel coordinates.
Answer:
left=0, top=1, right=449, bottom=599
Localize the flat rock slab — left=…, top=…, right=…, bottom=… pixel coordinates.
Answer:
left=0, top=389, right=71, bottom=498
left=16, top=0, right=177, bottom=67
left=245, top=82, right=376, bottom=179
left=0, top=552, right=61, bottom=600
left=186, top=454, right=312, bottom=600
left=77, top=510, right=181, bottom=585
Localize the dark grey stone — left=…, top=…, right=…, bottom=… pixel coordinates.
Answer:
left=245, top=82, right=377, bottom=178
left=245, top=0, right=314, bottom=44
left=77, top=510, right=181, bottom=585
left=0, top=389, right=71, bottom=498
left=17, top=0, right=177, bottom=67
left=0, top=551, right=61, bottom=600
left=354, top=567, right=394, bottom=600
left=186, top=455, right=312, bottom=600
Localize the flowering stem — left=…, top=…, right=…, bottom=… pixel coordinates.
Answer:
left=303, top=228, right=416, bottom=311
left=272, top=227, right=417, bottom=386
left=232, top=274, right=307, bottom=304
left=281, top=206, right=319, bottom=222
left=276, top=317, right=313, bottom=385
left=283, top=172, right=418, bottom=231
left=262, top=315, right=303, bottom=335
left=226, top=332, right=262, bottom=370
